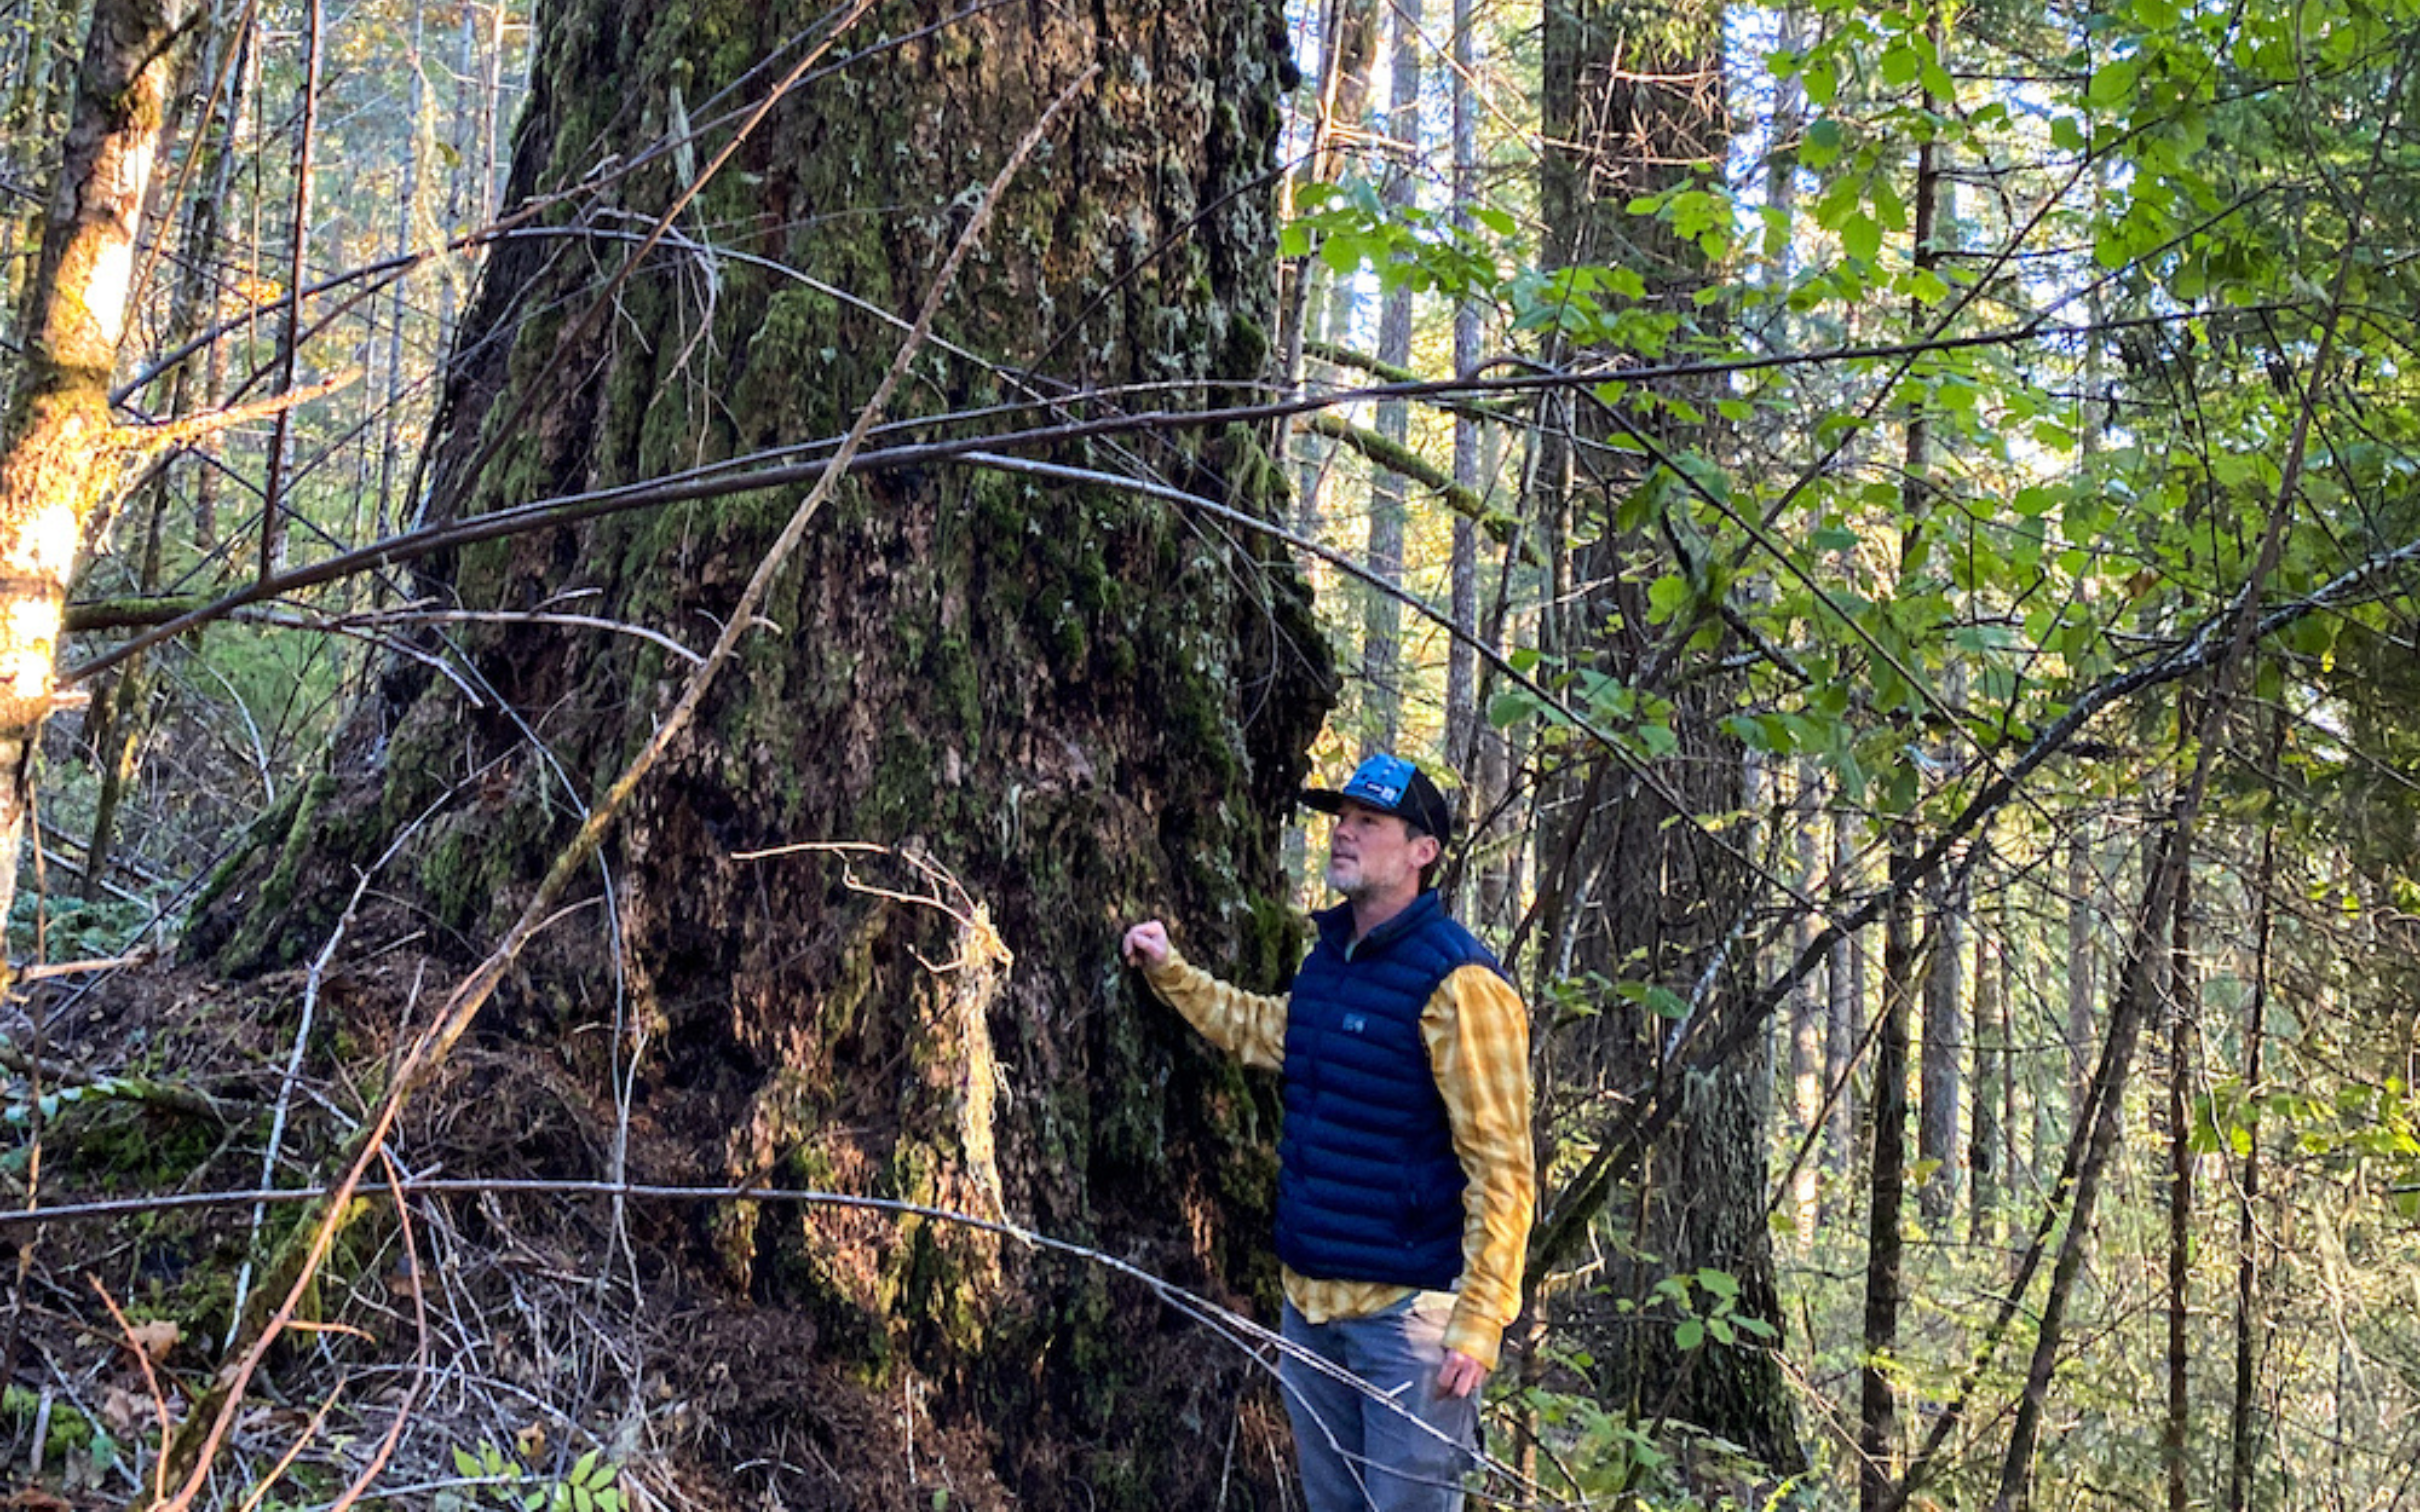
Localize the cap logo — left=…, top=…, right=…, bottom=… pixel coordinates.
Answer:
left=1344, top=754, right=1415, bottom=807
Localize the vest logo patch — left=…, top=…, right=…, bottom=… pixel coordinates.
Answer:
left=1342, top=1013, right=1368, bottom=1033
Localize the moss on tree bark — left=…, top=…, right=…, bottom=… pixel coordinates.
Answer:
left=191, top=0, right=1331, bottom=1502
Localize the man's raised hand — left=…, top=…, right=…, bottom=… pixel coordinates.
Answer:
left=1121, top=920, right=1171, bottom=969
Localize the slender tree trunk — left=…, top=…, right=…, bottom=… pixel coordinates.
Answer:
left=1789, top=759, right=1822, bottom=1245
left=0, top=0, right=87, bottom=328
left=84, top=0, right=249, bottom=898
left=1867, top=49, right=1943, bottom=1482
left=1360, top=0, right=1417, bottom=754
left=2165, top=831, right=2196, bottom=1512
left=476, top=0, right=504, bottom=219
left=1762, top=4, right=1804, bottom=287
left=1919, top=863, right=1961, bottom=1223
left=375, top=0, right=427, bottom=547
left=1969, top=861, right=2003, bottom=1247
left=1443, top=0, right=1479, bottom=780
left=2067, top=822, right=2095, bottom=1126
left=1285, top=0, right=1376, bottom=550
left=1860, top=850, right=1915, bottom=1512
left=2228, top=792, right=2277, bottom=1512
left=1534, top=0, right=1795, bottom=1466
left=1994, top=825, right=2184, bottom=1512
left=256, top=0, right=320, bottom=580
left=0, top=0, right=200, bottom=960
left=1998, top=891, right=2017, bottom=1226
left=1903, top=27, right=1954, bottom=1228
left=1827, top=803, right=1861, bottom=1172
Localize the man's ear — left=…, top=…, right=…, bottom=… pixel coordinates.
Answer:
left=1412, top=832, right=1442, bottom=870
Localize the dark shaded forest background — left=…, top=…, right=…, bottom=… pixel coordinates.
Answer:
left=5, top=0, right=2420, bottom=1506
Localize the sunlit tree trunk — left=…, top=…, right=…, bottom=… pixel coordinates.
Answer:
left=0, top=0, right=200, bottom=961
left=1788, top=759, right=1822, bottom=1246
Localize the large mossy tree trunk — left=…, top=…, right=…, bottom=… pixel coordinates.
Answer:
left=1532, top=0, right=1801, bottom=1473
left=190, top=0, right=1327, bottom=1503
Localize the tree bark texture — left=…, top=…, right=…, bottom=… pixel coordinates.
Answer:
left=192, top=0, right=1326, bottom=1504
left=0, top=0, right=199, bottom=965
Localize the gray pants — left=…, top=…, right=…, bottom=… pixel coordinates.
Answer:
left=1279, top=1294, right=1480, bottom=1512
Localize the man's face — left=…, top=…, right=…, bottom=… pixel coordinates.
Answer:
left=1325, top=799, right=1439, bottom=903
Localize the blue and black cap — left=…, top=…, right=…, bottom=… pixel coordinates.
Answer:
left=1299, top=752, right=1455, bottom=841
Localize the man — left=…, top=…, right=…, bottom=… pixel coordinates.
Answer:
left=1122, top=752, right=1533, bottom=1512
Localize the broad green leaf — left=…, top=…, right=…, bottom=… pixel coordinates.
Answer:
left=2087, top=57, right=2141, bottom=110
left=1843, top=211, right=1883, bottom=264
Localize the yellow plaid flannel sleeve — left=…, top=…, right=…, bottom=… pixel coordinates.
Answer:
left=1140, top=946, right=1287, bottom=1071
left=1422, top=962, right=1535, bottom=1370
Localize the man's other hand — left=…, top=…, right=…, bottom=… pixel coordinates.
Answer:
left=1437, top=1350, right=1489, bottom=1399
left=1121, top=921, right=1171, bottom=969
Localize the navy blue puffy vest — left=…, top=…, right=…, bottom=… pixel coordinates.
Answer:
left=1274, top=890, right=1507, bottom=1289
